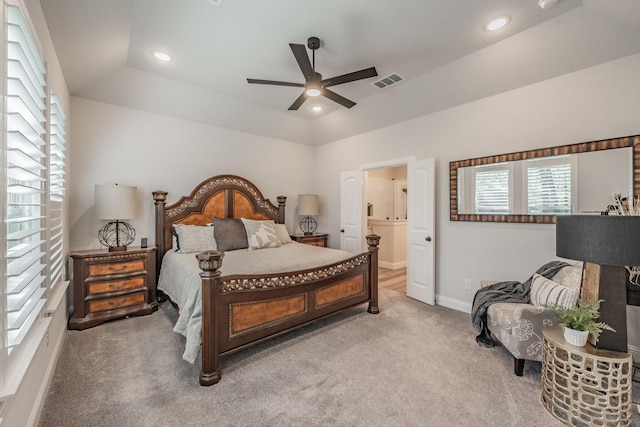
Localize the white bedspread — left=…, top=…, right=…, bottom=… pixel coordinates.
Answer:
left=158, top=242, right=354, bottom=363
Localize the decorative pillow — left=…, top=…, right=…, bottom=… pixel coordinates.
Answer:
left=273, top=223, right=292, bottom=244
left=552, top=264, right=583, bottom=292
left=241, top=218, right=281, bottom=250
left=210, top=217, right=248, bottom=251
left=172, top=224, right=216, bottom=254
left=530, top=273, right=578, bottom=309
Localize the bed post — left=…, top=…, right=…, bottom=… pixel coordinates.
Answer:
left=366, top=234, right=380, bottom=314
left=152, top=191, right=168, bottom=279
left=197, top=250, right=224, bottom=386
left=277, top=196, right=286, bottom=224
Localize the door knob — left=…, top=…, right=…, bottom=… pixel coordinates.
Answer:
left=426, top=236, right=432, bottom=242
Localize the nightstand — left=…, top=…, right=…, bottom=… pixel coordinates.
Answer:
left=290, top=233, right=328, bottom=247
left=69, top=247, right=158, bottom=330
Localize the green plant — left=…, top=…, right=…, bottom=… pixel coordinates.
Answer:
left=546, top=299, right=615, bottom=343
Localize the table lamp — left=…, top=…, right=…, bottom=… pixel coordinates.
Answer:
left=298, top=194, right=319, bottom=235
left=95, top=183, right=137, bottom=251
left=556, top=215, right=640, bottom=353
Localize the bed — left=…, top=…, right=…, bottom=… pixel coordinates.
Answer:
left=152, top=174, right=380, bottom=386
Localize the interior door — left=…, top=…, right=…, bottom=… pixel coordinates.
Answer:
left=406, top=158, right=436, bottom=305
left=340, top=170, right=363, bottom=253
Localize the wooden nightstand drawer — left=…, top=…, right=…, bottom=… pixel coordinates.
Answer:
left=69, top=247, right=158, bottom=330
left=290, top=233, right=328, bottom=247
left=88, top=259, right=144, bottom=276
left=88, top=292, right=146, bottom=314
left=88, top=276, right=145, bottom=295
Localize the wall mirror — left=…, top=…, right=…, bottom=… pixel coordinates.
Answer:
left=449, top=135, right=640, bottom=223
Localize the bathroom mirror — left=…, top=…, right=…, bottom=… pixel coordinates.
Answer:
left=449, top=135, right=640, bottom=223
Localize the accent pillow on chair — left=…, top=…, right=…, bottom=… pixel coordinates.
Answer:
left=529, top=273, right=579, bottom=309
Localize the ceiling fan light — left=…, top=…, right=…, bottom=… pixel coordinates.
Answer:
left=305, top=83, right=322, bottom=97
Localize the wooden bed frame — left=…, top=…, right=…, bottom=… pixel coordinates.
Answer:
left=152, top=174, right=380, bottom=386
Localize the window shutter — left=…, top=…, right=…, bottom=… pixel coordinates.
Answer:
left=474, top=166, right=510, bottom=214
left=5, top=4, right=47, bottom=352
left=527, top=158, right=573, bottom=214
left=48, top=94, right=66, bottom=290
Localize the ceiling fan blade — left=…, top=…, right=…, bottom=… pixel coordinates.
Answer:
left=289, top=43, right=315, bottom=82
left=288, top=92, right=308, bottom=110
left=322, top=89, right=356, bottom=109
left=247, top=78, right=304, bottom=87
left=322, top=67, right=378, bottom=88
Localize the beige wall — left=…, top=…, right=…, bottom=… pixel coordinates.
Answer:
left=314, top=53, right=640, bottom=315
left=69, top=98, right=316, bottom=251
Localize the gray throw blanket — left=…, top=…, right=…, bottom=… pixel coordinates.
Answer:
left=471, top=260, right=569, bottom=347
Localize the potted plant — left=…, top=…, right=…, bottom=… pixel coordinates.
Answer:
left=547, top=299, right=615, bottom=346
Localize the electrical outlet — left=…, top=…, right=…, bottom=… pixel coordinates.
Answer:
left=464, top=279, right=472, bottom=290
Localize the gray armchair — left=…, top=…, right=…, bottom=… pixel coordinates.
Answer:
left=480, top=263, right=583, bottom=375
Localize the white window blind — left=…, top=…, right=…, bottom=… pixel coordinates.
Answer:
left=474, top=164, right=510, bottom=214
left=5, top=3, right=47, bottom=353
left=48, top=94, right=66, bottom=291
left=526, top=157, right=573, bottom=214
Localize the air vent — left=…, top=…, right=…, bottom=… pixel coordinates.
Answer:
left=372, top=73, right=404, bottom=89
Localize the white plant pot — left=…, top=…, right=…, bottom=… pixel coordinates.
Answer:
left=563, top=327, right=589, bottom=346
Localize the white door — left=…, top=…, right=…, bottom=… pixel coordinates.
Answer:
left=406, top=158, right=436, bottom=305
left=340, top=171, right=363, bottom=254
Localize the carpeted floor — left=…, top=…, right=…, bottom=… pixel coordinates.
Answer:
left=38, top=288, right=637, bottom=426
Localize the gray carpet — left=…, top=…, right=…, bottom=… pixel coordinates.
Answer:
left=38, top=289, right=636, bottom=426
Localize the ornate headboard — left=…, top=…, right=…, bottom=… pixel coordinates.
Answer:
left=152, top=174, right=286, bottom=269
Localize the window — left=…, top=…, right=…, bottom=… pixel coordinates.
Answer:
left=460, top=155, right=576, bottom=215
left=2, top=0, right=66, bottom=396
left=474, top=163, right=511, bottom=214
left=525, top=156, right=574, bottom=214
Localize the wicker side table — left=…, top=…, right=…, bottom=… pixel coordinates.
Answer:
left=541, top=326, right=632, bottom=426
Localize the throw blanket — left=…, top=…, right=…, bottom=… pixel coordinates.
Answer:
left=471, top=260, right=569, bottom=347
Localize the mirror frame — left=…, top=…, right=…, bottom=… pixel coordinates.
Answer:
left=449, top=134, right=640, bottom=223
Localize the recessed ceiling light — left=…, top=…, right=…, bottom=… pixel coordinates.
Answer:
left=538, top=0, right=559, bottom=10
left=312, top=106, right=322, bottom=112
left=484, top=16, right=510, bottom=32
left=152, top=50, right=172, bottom=62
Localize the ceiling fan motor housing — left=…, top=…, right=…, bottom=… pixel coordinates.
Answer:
left=307, top=36, right=320, bottom=50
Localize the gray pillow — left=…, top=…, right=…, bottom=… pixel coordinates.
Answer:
left=211, top=217, right=248, bottom=251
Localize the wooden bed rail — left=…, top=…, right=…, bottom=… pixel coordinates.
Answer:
left=196, top=235, right=380, bottom=386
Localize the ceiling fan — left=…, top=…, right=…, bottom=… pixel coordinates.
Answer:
left=247, top=36, right=378, bottom=111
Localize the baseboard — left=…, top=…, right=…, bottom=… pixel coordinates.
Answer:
left=629, top=344, right=640, bottom=363
left=436, top=294, right=472, bottom=314
left=378, top=260, right=407, bottom=270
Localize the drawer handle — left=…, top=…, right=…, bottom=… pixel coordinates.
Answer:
left=107, top=264, right=127, bottom=273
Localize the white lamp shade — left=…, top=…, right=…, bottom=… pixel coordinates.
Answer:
left=298, top=194, right=319, bottom=216
left=95, top=184, right=137, bottom=220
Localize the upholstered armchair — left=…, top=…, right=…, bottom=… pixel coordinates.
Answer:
left=481, top=263, right=583, bottom=376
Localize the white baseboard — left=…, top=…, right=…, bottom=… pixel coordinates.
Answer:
left=436, top=294, right=471, bottom=314
left=378, top=260, right=407, bottom=270
left=629, top=344, right=640, bottom=364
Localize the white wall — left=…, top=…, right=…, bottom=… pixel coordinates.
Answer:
left=314, top=53, right=640, bottom=314
left=69, top=98, right=316, bottom=251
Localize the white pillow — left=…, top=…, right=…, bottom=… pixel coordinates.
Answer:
left=530, top=273, right=578, bottom=309
left=273, top=223, right=292, bottom=244
left=172, top=224, right=217, bottom=254
left=241, top=218, right=281, bottom=250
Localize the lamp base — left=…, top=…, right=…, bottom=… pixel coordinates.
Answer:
left=108, top=246, right=128, bottom=252
left=98, top=221, right=136, bottom=251
left=300, top=216, right=317, bottom=235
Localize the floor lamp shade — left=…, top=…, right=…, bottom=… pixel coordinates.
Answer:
left=95, top=184, right=137, bottom=251
left=555, top=214, right=640, bottom=353
left=298, top=194, right=319, bottom=235
left=556, top=215, right=640, bottom=267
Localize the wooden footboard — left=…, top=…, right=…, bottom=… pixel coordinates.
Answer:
left=196, top=234, right=380, bottom=386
